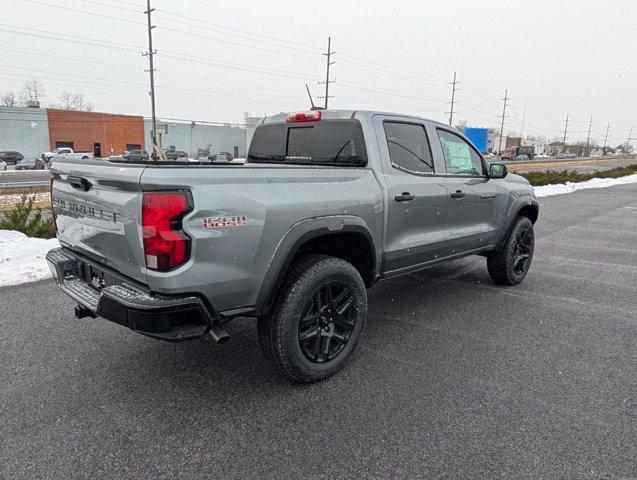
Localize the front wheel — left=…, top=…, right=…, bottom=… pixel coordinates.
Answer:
left=487, top=216, right=535, bottom=285
left=258, top=254, right=367, bottom=383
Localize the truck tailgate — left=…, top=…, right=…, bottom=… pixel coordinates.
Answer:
left=51, top=159, right=147, bottom=284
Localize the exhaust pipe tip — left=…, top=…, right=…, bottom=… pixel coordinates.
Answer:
left=208, top=327, right=230, bottom=344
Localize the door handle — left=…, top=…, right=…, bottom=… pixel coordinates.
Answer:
left=394, top=192, right=415, bottom=202
left=450, top=190, right=465, bottom=199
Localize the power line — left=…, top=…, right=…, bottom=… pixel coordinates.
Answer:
left=76, top=0, right=324, bottom=53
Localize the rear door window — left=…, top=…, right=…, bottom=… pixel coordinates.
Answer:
left=383, top=121, right=434, bottom=174
left=437, top=129, right=485, bottom=175
left=248, top=120, right=367, bottom=166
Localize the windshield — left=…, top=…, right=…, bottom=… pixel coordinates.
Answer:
left=248, top=119, right=367, bottom=166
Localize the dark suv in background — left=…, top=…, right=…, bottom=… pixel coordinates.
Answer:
left=0, top=151, right=24, bottom=165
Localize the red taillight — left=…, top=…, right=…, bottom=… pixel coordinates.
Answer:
left=50, top=178, right=57, bottom=233
left=285, top=111, right=322, bottom=123
left=142, top=192, right=192, bottom=271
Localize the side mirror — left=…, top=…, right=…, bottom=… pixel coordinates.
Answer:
left=489, top=163, right=508, bottom=179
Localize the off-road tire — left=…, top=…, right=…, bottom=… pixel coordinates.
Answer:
left=487, top=216, right=535, bottom=285
left=257, top=254, right=367, bottom=383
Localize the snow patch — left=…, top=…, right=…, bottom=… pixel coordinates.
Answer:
left=533, top=174, right=637, bottom=197
left=0, top=230, right=60, bottom=287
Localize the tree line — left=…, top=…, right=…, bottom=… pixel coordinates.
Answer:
left=0, top=76, right=94, bottom=112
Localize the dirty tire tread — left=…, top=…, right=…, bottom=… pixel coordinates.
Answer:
left=260, top=254, right=367, bottom=383
left=487, top=216, right=534, bottom=285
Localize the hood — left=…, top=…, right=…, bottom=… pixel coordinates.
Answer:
left=507, top=173, right=530, bottom=185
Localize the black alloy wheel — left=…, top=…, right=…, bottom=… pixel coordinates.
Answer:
left=513, top=226, right=533, bottom=275
left=298, top=281, right=357, bottom=363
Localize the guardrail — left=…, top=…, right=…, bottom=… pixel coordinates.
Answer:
left=0, top=180, right=51, bottom=189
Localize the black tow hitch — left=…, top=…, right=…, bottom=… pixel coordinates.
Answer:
left=75, top=305, right=96, bottom=320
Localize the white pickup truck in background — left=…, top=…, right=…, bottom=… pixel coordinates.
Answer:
left=42, top=148, right=94, bottom=163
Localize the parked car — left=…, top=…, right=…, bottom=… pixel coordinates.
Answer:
left=47, top=109, right=538, bottom=383
left=122, top=150, right=149, bottom=162
left=515, top=154, right=529, bottom=161
left=208, top=151, right=234, bottom=162
left=15, top=158, right=46, bottom=170
left=164, top=149, right=188, bottom=160
left=0, top=160, right=7, bottom=171
left=43, top=148, right=93, bottom=163
left=0, top=151, right=24, bottom=165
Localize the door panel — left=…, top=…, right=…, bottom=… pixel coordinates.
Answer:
left=373, top=115, right=449, bottom=273
left=386, top=176, right=449, bottom=271
left=441, top=176, right=499, bottom=252
left=430, top=126, right=499, bottom=253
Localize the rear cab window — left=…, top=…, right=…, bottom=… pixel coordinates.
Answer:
left=436, top=129, right=485, bottom=175
left=248, top=119, right=367, bottom=166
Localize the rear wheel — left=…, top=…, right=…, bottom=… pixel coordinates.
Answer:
left=258, top=254, right=367, bottom=383
left=487, top=216, right=535, bottom=285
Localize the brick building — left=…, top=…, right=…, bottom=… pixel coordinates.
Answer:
left=47, top=109, right=145, bottom=157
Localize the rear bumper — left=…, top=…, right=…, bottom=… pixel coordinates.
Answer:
left=46, top=247, right=215, bottom=341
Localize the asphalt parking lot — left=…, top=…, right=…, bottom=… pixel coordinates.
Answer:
left=1, top=184, right=635, bottom=479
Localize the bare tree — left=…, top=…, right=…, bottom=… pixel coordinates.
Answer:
left=58, top=91, right=75, bottom=109
left=19, top=77, right=45, bottom=105
left=53, top=91, right=95, bottom=111
left=72, top=93, right=94, bottom=112
left=0, top=92, right=18, bottom=107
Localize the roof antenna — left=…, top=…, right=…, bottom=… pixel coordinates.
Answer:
left=305, top=84, right=316, bottom=110
left=305, top=84, right=324, bottom=111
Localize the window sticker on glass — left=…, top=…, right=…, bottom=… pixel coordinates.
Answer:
left=444, top=140, right=473, bottom=173
left=438, top=129, right=483, bottom=175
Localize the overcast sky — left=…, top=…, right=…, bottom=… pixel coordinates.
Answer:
left=1, top=0, right=635, bottom=145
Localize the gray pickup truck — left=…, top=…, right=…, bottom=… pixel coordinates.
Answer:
left=47, top=109, right=538, bottom=382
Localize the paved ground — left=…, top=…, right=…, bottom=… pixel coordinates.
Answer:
left=1, top=185, right=635, bottom=479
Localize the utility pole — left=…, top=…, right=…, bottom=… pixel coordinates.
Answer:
left=520, top=98, right=527, bottom=139
left=627, top=126, right=633, bottom=146
left=497, top=89, right=509, bottom=155
left=318, top=36, right=335, bottom=109
left=585, top=116, right=593, bottom=157
left=602, top=122, right=610, bottom=156
left=142, top=0, right=158, bottom=157
left=562, top=113, right=569, bottom=154
left=447, top=71, right=459, bottom=126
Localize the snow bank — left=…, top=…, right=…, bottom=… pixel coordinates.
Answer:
left=0, top=230, right=60, bottom=287
left=533, top=174, right=637, bottom=197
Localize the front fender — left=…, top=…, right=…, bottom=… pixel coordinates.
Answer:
left=496, top=195, right=539, bottom=250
